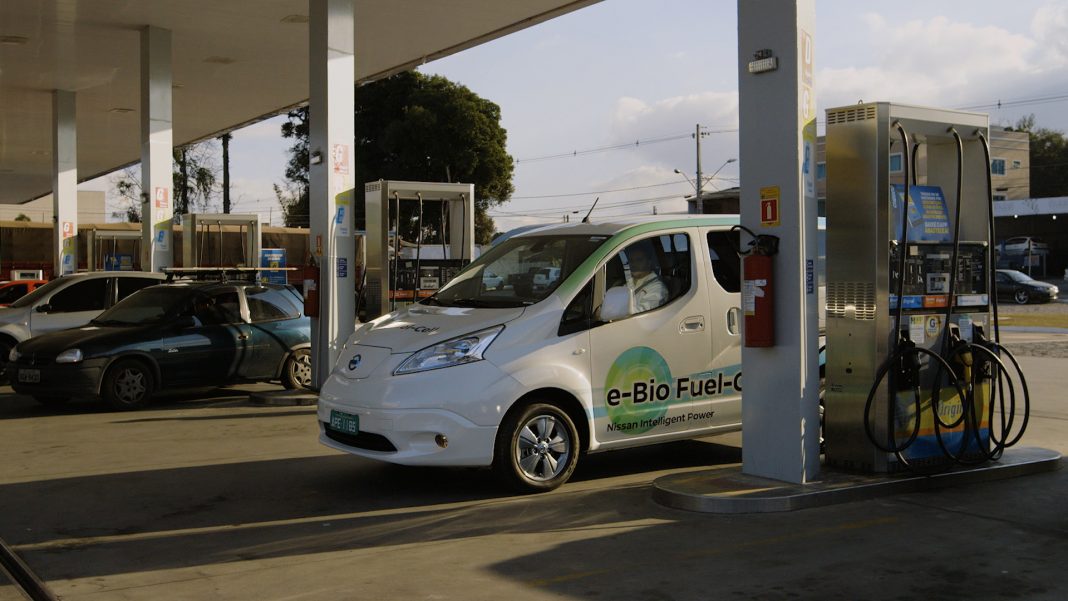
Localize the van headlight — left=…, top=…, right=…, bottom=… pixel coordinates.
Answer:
left=56, top=348, right=84, bottom=364
left=393, top=325, right=503, bottom=375
left=8, top=348, right=19, bottom=362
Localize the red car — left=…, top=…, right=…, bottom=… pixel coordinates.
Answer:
left=0, top=280, right=47, bottom=307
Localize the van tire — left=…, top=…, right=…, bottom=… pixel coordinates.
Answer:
left=494, top=402, right=580, bottom=493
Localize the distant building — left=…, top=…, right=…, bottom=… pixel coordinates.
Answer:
left=687, top=187, right=740, bottom=215
left=0, top=191, right=106, bottom=223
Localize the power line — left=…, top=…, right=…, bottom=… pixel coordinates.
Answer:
left=515, top=126, right=738, bottom=165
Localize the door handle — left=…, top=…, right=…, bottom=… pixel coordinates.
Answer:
left=237, top=333, right=249, bottom=341
left=727, top=307, right=741, bottom=335
left=679, top=316, right=705, bottom=333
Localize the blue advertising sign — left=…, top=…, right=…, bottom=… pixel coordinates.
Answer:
left=103, top=254, right=134, bottom=271
left=260, top=248, right=288, bottom=285
left=891, top=185, right=951, bottom=242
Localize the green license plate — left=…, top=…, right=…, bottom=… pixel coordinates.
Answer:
left=329, top=410, right=359, bottom=435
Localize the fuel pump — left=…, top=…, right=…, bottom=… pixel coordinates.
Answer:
left=824, top=103, right=1030, bottom=473
left=364, top=180, right=475, bottom=320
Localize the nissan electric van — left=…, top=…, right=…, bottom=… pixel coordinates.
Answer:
left=319, top=216, right=748, bottom=491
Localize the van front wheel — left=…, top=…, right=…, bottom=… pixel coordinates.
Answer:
left=494, top=402, right=579, bottom=493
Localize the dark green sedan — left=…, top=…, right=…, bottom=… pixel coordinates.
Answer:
left=8, top=280, right=311, bottom=410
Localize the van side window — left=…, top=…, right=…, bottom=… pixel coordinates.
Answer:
left=604, top=233, right=691, bottom=317
left=707, top=231, right=741, bottom=293
left=558, top=281, right=594, bottom=336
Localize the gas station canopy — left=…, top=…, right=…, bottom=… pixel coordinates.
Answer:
left=0, top=0, right=597, bottom=205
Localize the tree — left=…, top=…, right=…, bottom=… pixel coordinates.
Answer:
left=14, top=213, right=30, bottom=222
left=278, top=71, right=514, bottom=243
left=112, top=141, right=221, bottom=221
left=1009, top=115, right=1068, bottom=198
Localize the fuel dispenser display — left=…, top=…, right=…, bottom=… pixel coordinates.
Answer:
left=825, top=103, right=1029, bottom=474
left=364, top=180, right=475, bottom=319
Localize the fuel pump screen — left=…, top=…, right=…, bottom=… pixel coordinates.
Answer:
left=890, top=241, right=988, bottom=310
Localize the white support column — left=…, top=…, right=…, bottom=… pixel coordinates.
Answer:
left=308, top=0, right=356, bottom=388
left=52, top=90, right=78, bottom=276
left=140, top=26, right=173, bottom=271
left=737, top=0, right=820, bottom=483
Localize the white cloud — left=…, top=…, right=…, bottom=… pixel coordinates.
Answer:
left=818, top=11, right=1047, bottom=111
left=1032, top=2, right=1068, bottom=66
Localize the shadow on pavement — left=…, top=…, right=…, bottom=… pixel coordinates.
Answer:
left=0, top=436, right=740, bottom=583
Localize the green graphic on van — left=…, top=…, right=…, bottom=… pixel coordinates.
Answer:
left=604, top=346, right=742, bottom=435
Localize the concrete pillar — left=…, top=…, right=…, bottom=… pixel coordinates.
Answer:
left=140, top=26, right=173, bottom=271
left=308, top=0, right=357, bottom=388
left=52, top=90, right=78, bottom=276
left=737, top=0, right=820, bottom=483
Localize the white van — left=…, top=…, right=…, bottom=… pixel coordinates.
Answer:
left=319, top=215, right=759, bottom=491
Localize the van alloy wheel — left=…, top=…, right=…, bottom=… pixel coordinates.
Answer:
left=495, top=402, right=580, bottom=493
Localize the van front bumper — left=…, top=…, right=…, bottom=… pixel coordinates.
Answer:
left=317, top=401, right=497, bottom=466
left=316, top=361, right=516, bottom=467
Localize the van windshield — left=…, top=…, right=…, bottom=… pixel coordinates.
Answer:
left=426, top=234, right=607, bottom=308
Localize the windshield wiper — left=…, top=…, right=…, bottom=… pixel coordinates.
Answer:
left=448, top=298, right=533, bottom=308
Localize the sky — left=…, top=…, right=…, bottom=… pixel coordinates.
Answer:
left=92, top=0, right=1068, bottom=233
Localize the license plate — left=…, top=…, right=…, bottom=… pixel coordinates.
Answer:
left=329, top=410, right=359, bottom=435
left=17, top=369, right=40, bottom=384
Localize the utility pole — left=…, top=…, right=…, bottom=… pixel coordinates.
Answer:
left=692, top=123, right=703, bottom=215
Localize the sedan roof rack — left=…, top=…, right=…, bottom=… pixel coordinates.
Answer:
left=162, top=267, right=295, bottom=283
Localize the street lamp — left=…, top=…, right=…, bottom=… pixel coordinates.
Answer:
left=703, top=158, right=737, bottom=189
left=675, top=158, right=737, bottom=214
left=674, top=168, right=697, bottom=190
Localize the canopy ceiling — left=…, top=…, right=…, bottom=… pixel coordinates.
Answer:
left=0, top=0, right=598, bottom=204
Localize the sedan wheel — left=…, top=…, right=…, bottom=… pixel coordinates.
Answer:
left=103, top=360, right=154, bottom=410
left=282, top=349, right=313, bottom=390
left=495, top=402, right=580, bottom=493
left=1014, top=289, right=1030, bottom=305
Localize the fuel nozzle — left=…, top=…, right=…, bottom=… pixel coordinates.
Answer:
left=894, top=334, right=922, bottom=391
left=948, top=324, right=973, bottom=383
left=971, top=324, right=995, bottom=381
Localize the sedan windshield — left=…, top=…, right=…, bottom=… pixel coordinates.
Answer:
left=91, top=287, right=190, bottom=325
left=9, top=277, right=66, bottom=308
left=427, top=234, right=608, bottom=308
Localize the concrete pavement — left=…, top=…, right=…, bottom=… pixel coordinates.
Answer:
left=0, top=336, right=1064, bottom=600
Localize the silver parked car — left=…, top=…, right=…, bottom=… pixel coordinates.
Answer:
left=0, top=271, right=165, bottom=364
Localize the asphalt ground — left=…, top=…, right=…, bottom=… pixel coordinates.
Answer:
left=0, top=327, right=1065, bottom=600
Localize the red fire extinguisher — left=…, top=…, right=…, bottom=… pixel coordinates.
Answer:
left=736, top=228, right=779, bottom=348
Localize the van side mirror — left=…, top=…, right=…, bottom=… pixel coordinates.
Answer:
left=35, top=303, right=52, bottom=313
left=599, top=286, right=632, bottom=322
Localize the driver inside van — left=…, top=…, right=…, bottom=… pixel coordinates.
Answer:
left=627, top=246, right=667, bottom=313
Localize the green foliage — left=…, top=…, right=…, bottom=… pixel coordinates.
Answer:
left=1012, top=115, right=1068, bottom=198
left=13, top=213, right=30, bottom=222
left=279, top=71, right=514, bottom=243
left=112, top=141, right=220, bottom=222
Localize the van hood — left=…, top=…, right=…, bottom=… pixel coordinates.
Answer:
left=353, top=304, right=527, bottom=353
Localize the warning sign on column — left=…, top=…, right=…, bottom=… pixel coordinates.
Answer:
left=759, top=186, right=780, bottom=227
